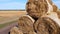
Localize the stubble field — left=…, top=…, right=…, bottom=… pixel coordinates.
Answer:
left=0, top=10, right=27, bottom=28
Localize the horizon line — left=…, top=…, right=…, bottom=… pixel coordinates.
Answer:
left=0, top=9, right=25, bottom=11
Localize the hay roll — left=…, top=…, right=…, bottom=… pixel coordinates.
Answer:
left=18, top=15, right=35, bottom=34
left=26, top=0, right=48, bottom=18
left=52, top=4, right=58, bottom=12
left=10, top=27, right=23, bottom=34
left=34, top=17, right=60, bottom=34
left=34, top=18, right=49, bottom=34
left=34, top=12, right=60, bottom=34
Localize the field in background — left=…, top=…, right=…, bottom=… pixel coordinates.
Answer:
left=0, top=10, right=27, bottom=17
left=0, top=10, right=27, bottom=24
left=0, top=10, right=27, bottom=28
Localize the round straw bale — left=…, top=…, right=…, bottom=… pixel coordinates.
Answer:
left=18, top=15, right=35, bottom=34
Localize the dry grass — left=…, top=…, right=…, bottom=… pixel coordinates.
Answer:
left=0, top=10, right=27, bottom=24
left=0, top=10, right=27, bottom=28
left=0, top=11, right=27, bottom=17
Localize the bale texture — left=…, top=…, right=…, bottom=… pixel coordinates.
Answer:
left=10, top=27, right=23, bottom=34
left=34, top=17, right=60, bottom=34
left=18, top=15, right=35, bottom=34
left=34, top=17, right=49, bottom=34
left=26, top=0, right=59, bottom=19
left=26, top=0, right=48, bottom=18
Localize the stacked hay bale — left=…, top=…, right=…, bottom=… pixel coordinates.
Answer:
left=26, top=0, right=48, bottom=19
left=34, top=12, right=60, bottom=34
left=18, top=15, right=36, bottom=34
left=26, top=0, right=60, bottom=34
left=10, top=27, right=23, bottom=34
left=10, top=0, right=60, bottom=34
left=10, top=15, right=36, bottom=34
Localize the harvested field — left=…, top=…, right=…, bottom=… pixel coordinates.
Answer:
left=0, top=10, right=27, bottom=29
left=0, top=11, right=27, bottom=24
left=0, top=10, right=27, bottom=34
left=0, top=10, right=27, bottom=17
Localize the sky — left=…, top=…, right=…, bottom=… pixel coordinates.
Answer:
left=0, top=0, right=60, bottom=10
